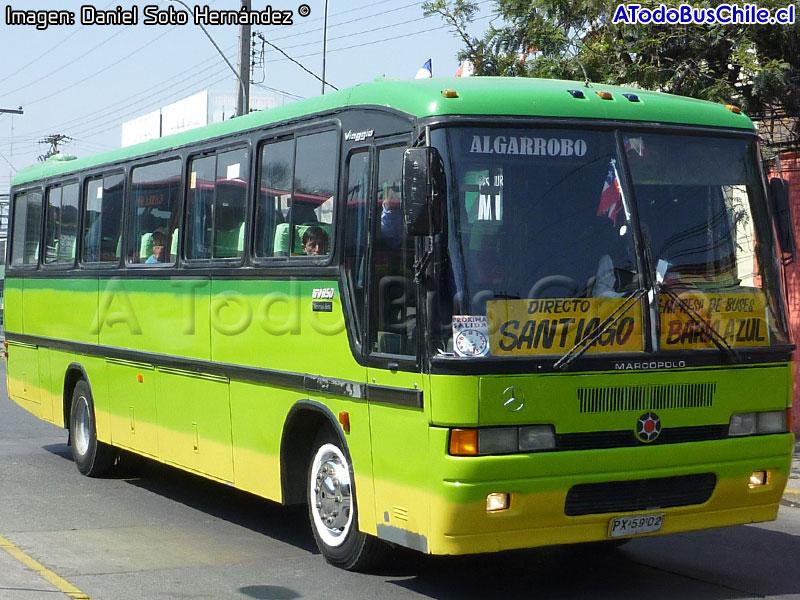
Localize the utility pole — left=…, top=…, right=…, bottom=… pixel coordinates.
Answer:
left=38, top=134, right=72, bottom=162
left=321, top=0, right=329, bottom=95
left=1, top=107, right=23, bottom=189
left=236, top=0, right=251, bottom=116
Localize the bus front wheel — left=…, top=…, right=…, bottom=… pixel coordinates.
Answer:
left=69, top=380, right=115, bottom=477
left=307, top=430, right=386, bottom=570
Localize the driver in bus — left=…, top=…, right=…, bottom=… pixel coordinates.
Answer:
left=302, top=226, right=329, bottom=256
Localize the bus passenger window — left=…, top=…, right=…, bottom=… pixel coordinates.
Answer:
left=44, top=182, right=79, bottom=265
left=83, top=174, right=124, bottom=264
left=255, top=138, right=293, bottom=258
left=10, top=189, right=43, bottom=267
left=290, top=131, right=337, bottom=257
left=214, top=149, right=248, bottom=259
left=186, top=149, right=248, bottom=261
left=128, top=159, right=181, bottom=265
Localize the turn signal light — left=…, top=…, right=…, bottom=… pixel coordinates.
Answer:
left=596, top=91, right=613, bottom=100
left=441, top=89, right=459, bottom=98
left=726, top=104, right=742, bottom=114
left=450, top=429, right=478, bottom=456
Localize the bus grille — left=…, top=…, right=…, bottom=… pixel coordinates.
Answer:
left=564, top=473, right=717, bottom=516
left=578, top=383, right=715, bottom=414
left=556, top=425, right=728, bottom=450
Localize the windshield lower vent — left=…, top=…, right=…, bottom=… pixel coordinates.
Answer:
left=578, top=383, right=715, bottom=414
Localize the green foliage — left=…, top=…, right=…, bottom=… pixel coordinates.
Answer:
left=425, top=0, right=800, bottom=117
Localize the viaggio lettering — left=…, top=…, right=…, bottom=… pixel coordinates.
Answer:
left=469, top=135, right=587, bottom=157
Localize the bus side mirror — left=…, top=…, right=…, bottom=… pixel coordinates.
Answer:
left=769, top=177, right=796, bottom=263
left=402, top=147, right=443, bottom=236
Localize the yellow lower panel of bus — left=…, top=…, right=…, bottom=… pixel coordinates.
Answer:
left=424, top=457, right=788, bottom=555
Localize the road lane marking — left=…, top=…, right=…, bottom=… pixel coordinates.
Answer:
left=0, top=534, right=89, bottom=599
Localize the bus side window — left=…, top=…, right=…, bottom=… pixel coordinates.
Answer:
left=255, top=138, right=293, bottom=258
left=44, top=183, right=79, bottom=266
left=10, top=189, right=43, bottom=267
left=289, top=131, right=337, bottom=257
left=127, top=159, right=181, bottom=266
left=83, top=174, right=124, bottom=264
left=186, top=148, right=248, bottom=261
left=370, top=145, right=415, bottom=357
left=343, top=150, right=370, bottom=342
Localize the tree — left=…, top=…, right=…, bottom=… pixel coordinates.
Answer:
left=424, top=0, right=800, bottom=123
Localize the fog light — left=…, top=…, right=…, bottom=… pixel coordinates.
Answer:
left=749, top=470, right=767, bottom=487
left=486, top=492, right=510, bottom=512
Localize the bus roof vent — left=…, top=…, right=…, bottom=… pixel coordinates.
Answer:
left=578, top=382, right=715, bottom=414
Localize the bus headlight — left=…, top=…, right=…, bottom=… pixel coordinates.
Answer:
left=479, top=428, right=518, bottom=454
left=518, top=426, right=556, bottom=451
left=728, top=410, right=787, bottom=437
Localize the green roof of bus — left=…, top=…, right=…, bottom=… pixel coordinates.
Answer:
left=12, top=77, right=754, bottom=186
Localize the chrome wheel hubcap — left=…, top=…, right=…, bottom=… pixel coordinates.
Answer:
left=310, top=443, right=353, bottom=547
left=73, top=396, right=91, bottom=457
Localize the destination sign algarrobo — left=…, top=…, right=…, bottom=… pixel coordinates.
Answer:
left=469, top=135, right=588, bottom=157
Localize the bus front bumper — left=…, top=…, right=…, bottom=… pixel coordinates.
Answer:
left=425, top=430, right=793, bottom=555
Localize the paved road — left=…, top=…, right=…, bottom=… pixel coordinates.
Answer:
left=2, top=359, right=800, bottom=599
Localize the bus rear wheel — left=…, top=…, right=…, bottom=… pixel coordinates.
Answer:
left=307, top=430, right=386, bottom=570
left=70, top=380, right=115, bottom=477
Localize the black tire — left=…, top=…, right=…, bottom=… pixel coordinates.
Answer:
left=307, top=429, right=387, bottom=570
left=69, top=380, right=116, bottom=477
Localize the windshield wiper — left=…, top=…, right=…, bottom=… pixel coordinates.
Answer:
left=657, top=282, right=739, bottom=363
left=554, top=288, right=648, bottom=371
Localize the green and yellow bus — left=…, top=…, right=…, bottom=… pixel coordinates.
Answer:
left=6, top=77, right=796, bottom=570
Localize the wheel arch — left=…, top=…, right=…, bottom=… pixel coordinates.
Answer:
left=280, top=400, right=347, bottom=506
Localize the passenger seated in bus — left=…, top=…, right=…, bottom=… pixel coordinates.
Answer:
left=145, top=230, right=167, bottom=264
left=302, top=226, right=329, bottom=256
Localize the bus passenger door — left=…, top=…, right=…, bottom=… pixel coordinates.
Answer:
left=365, top=142, right=430, bottom=553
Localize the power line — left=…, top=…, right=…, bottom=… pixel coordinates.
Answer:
left=22, top=25, right=179, bottom=107
left=0, top=0, right=120, bottom=88
left=254, top=32, right=337, bottom=91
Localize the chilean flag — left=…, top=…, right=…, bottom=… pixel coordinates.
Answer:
left=597, top=159, right=624, bottom=224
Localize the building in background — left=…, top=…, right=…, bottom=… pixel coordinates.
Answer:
left=121, top=89, right=289, bottom=147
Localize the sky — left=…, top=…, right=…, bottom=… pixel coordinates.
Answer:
left=0, top=0, right=494, bottom=193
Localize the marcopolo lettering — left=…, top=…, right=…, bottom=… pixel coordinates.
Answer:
left=469, top=135, right=588, bottom=157
left=614, top=361, right=687, bottom=370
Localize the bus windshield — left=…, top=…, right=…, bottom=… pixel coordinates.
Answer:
left=432, top=126, right=789, bottom=360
